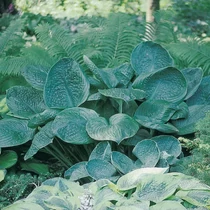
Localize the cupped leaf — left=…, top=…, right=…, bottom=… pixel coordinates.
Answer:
left=181, top=67, right=203, bottom=100
left=0, top=119, right=35, bottom=148
left=133, top=174, right=178, bottom=203
left=151, top=135, right=181, bottom=158
left=150, top=201, right=186, bottom=210
left=86, top=113, right=139, bottom=144
left=111, top=151, right=135, bottom=174
left=24, top=121, right=54, bottom=160
left=171, top=102, right=189, bottom=120
left=131, top=41, right=173, bottom=75
left=134, top=67, right=187, bottom=102
left=22, top=65, right=48, bottom=90
left=86, top=159, right=117, bottom=180
left=44, top=58, right=90, bottom=109
left=64, top=161, right=89, bottom=181
left=6, top=86, right=46, bottom=118
left=117, top=167, right=168, bottom=191
left=0, top=150, right=18, bottom=169
left=89, top=141, right=112, bottom=162
left=99, top=88, right=145, bottom=102
left=52, top=107, right=98, bottom=144
left=172, top=105, right=210, bottom=135
left=133, top=140, right=160, bottom=167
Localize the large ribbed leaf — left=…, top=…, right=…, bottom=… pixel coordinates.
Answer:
left=86, top=114, right=139, bottom=144
left=99, top=88, right=145, bottom=102
left=133, top=140, right=160, bottom=167
left=133, top=67, right=187, bottom=102
left=0, top=119, right=35, bottom=147
left=133, top=174, right=178, bottom=203
left=131, top=41, right=173, bottom=75
left=0, top=150, right=18, bottom=169
left=24, top=121, right=54, bottom=160
left=52, top=107, right=98, bottom=144
left=172, top=105, right=210, bottom=135
left=181, top=67, right=203, bottom=100
left=44, top=58, right=89, bottom=109
left=6, top=86, right=46, bottom=118
left=134, top=100, right=178, bottom=133
left=22, top=65, right=48, bottom=90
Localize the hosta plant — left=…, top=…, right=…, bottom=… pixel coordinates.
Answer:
left=0, top=41, right=209, bottom=177
left=3, top=168, right=210, bottom=210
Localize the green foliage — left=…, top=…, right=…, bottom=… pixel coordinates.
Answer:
left=4, top=171, right=210, bottom=209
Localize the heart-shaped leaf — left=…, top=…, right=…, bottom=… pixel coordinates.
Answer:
left=134, top=67, right=187, bottom=102
left=111, top=151, right=135, bottom=174
left=22, top=65, right=48, bottom=90
left=89, top=141, right=112, bottom=162
left=86, top=159, right=117, bottom=180
left=131, top=41, right=173, bottom=75
left=133, top=140, right=160, bottom=167
left=64, top=161, right=89, bottom=181
left=0, top=119, right=35, bottom=148
left=86, top=113, right=139, bottom=144
left=181, top=67, right=203, bottom=100
left=0, top=150, right=18, bottom=169
left=24, top=121, right=54, bottom=160
left=6, top=86, right=46, bottom=118
left=44, top=58, right=90, bottom=109
left=99, top=88, right=145, bottom=102
left=53, top=107, right=98, bottom=144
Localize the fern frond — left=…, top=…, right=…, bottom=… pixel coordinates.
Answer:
left=168, top=38, right=210, bottom=74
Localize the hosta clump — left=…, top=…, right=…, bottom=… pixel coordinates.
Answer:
left=4, top=169, right=210, bottom=209
left=0, top=41, right=209, bottom=177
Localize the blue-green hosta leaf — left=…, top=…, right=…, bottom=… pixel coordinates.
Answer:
left=6, top=86, right=46, bottom=118
left=89, top=141, right=112, bottom=162
left=133, top=174, right=178, bottom=203
left=187, top=75, right=210, bottom=106
left=181, top=67, right=203, bottom=100
left=44, top=58, right=90, bottom=109
left=131, top=41, right=173, bottom=75
left=132, top=140, right=160, bottom=167
left=87, top=92, right=105, bottom=101
left=0, top=150, right=18, bottom=169
left=3, top=202, right=45, bottom=210
left=24, top=121, right=54, bottom=160
left=98, top=69, right=119, bottom=88
left=134, top=67, right=187, bottom=102
left=52, top=107, right=98, bottom=144
left=86, top=159, right=117, bottom=180
left=99, top=88, right=145, bottom=102
left=0, top=119, right=35, bottom=148
left=117, top=167, right=168, bottom=191
left=172, top=105, right=210, bottom=135
left=176, top=190, right=210, bottom=206
left=0, top=169, right=6, bottom=182
left=64, top=161, right=89, bottom=181
left=86, top=114, right=139, bottom=144
left=28, top=109, right=60, bottom=128
left=171, top=102, right=189, bottom=120
left=151, top=135, right=181, bottom=157
left=134, top=100, right=178, bottom=133
left=150, top=201, right=186, bottom=210
left=111, top=151, right=135, bottom=174
left=22, top=65, right=48, bottom=90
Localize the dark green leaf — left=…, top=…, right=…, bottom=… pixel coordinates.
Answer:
left=0, top=150, right=18, bottom=169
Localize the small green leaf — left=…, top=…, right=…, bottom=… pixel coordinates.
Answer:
left=86, top=114, right=139, bottom=144
left=111, top=151, right=135, bottom=174
left=117, top=167, right=168, bottom=191
left=132, top=140, right=160, bottom=167
left=64, top=161, right=89, bottom=181
left=0, top=150, right=18, bottom=169
left=89, top=142, right=112, bottom=162
left=86, top=159, right=117, bottom=180
left=44, top=58, right=90, bottom=109
left=24, top=121, right=54, bottom=160
left=150, top=201, right=186, bottom=210
left=6, top=86, right=46, bottom=118
left=53, top=107, right=98, bottom=144
left=0, top=119, right=35, bottom=148
left=131, top=41, right=173, bottom=75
